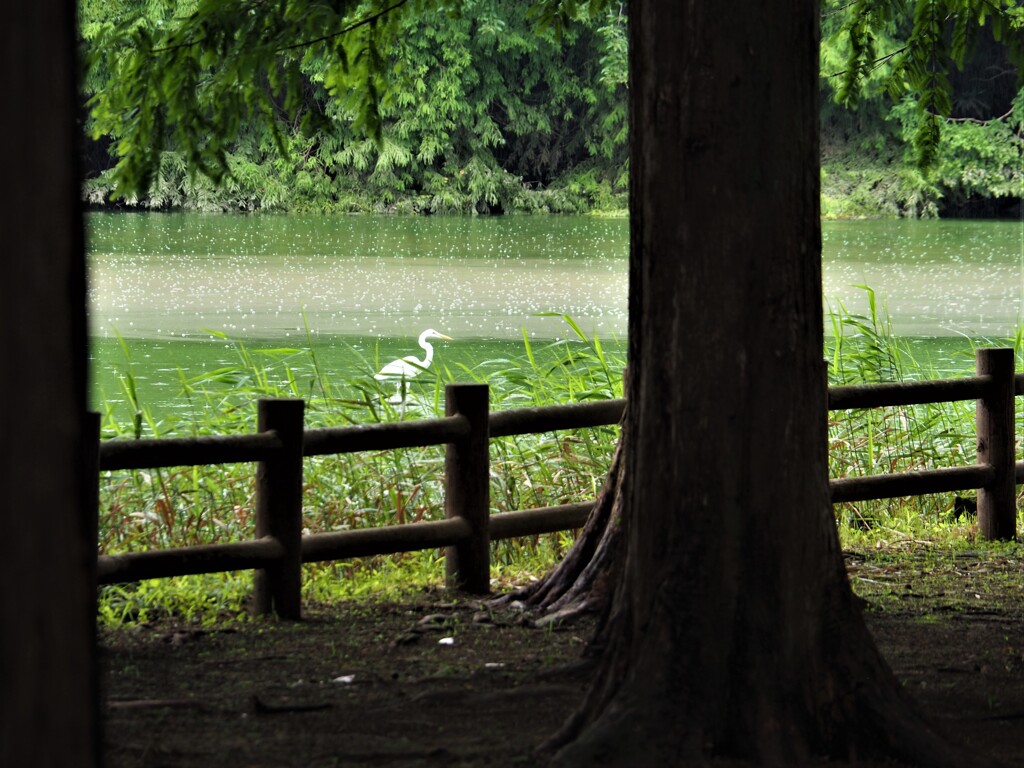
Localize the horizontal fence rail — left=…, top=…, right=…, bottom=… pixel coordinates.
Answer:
left=99, top=431, right=283, bottom=471
left=303, top=415, right=471, bottom=457
left=95, top=348, right=1021, bottom=619
left=99, top=538, right=284, bottom=584
left=827, top=348, right=1020, bottom=540
left=95, top=391, right=629, bottom=617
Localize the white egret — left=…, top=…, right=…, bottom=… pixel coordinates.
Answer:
left=374, top=328, right=452, bottom=405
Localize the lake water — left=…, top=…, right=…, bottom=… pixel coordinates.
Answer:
left=88, top=213, right=628, bottom=341
left=87, top=213, right=1024, bottom=417
left=89, top=214, right=1024, bottom=341
left=821, top=219, right=1024, bottom=337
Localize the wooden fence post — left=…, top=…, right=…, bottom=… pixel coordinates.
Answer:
left=253, top=398, right=306, bottom=619
left=445, top=383, right=491, bottom=593
left=976, top=348, right=1017, bottom=540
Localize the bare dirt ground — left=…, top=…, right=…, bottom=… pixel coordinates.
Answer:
left=100, top=545, right=1024, bottom=767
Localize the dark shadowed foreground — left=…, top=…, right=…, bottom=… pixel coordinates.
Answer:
left=101, top=546, right=1024, bottom=767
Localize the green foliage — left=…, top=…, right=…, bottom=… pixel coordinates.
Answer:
left=826, top=0, right=1024, bottom=174
left=820, top=138, right=943, bottom=218
left=934, top=90, right=1024, bottom=204
left=82, top=0, right=1019, bottom=216
left=83, top=0, right=411, bottom=196
left=821, top=0, right=1024, bottom=216
left=97, top=573, right=252, bottom=626
left=81, top=0, right=628, bottom=212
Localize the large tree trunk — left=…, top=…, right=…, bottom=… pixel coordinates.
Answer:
left=549, top=3, right=984, bottom=766
left=0, top=1, right=97, bottom=765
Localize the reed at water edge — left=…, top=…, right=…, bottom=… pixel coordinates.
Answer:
left=95, top=305, right=1022, bottom=624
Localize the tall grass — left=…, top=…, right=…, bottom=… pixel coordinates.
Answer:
left=96, top=318, right=624, bottom=621
left=827, top=286, right=1024, bottom=539
left=96, top=304, right=1023, bottom=622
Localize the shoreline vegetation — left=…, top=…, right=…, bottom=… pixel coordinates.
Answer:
left=81, top=2, right=1022, bottom=220
left=97, top=305, right=1024, bottom=625
left=84, top=151, right=1024, bottom=220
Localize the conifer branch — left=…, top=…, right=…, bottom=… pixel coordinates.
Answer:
left=824, top=46, right=908, bottom=79
left=276, top=0, right=411, bottom=53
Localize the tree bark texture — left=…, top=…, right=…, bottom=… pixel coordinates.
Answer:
left=0, top=1, right=97, bottom=765
left=551, top=3, right=985, bottom=766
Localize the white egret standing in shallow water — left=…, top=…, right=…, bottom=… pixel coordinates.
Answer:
left=374, top=329, right=453, bottom=407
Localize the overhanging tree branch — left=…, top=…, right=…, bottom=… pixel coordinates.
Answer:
left=824, top=45, right=909, bottom=79
left=275, top=0, right=410, bottom=53
left=148, top=0, right=411, bottom=56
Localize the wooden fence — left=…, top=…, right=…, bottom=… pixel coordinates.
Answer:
left=93, top=347, right=1022, bottom=619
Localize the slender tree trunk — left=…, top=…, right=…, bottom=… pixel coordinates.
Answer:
left=548, top=3, right=988, bottom=765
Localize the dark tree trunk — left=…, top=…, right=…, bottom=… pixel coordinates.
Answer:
left=0, top=0, right=97, bottom=765
left=548, top=3, right=988, bottom=766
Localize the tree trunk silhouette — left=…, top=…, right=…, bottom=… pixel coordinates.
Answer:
left=1, top=3, right=98, bottom=764
left=540, top=2, right=993, bottom=766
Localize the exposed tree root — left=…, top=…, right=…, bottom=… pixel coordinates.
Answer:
left=490, top=410, right=628, bottom=630
left=539, top=561, right=1001, bottom=768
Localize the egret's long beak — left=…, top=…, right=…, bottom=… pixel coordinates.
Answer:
left=436, top=333, right=453, bottom=341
